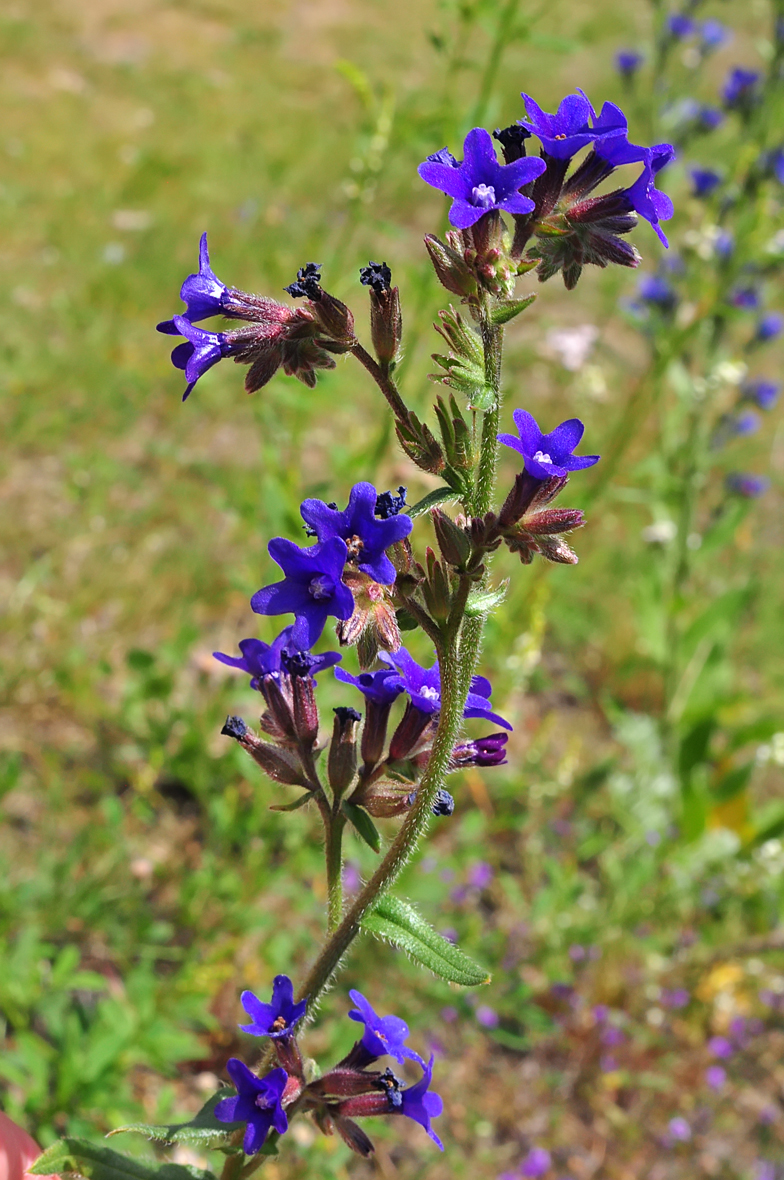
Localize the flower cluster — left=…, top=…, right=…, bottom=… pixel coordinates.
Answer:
left=214, top=978, right=443, bottom=1156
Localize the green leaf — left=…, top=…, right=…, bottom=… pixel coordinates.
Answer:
left=342, top=801, right=381, bottom=852
left=29, top=1139, right=216, bottom=1180
left=464, top=580, right=509, bottom=618
left=408, top=487, right=459, bottom=518
left=110, top=1090, right=239, bottom=1147
left=361, top=895, right=490, bottom=986
left=489, top=295, right=536, bottom=325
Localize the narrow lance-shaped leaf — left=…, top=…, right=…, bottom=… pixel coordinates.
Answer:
left=464, top=581, right=509, bottom=618
left=361, top=894, right=490, bottom=986
left=408, top=487, right=459, bottom=518
left=342, top=800, right=381, bottom=853
left=109, top=1090, right=240, bottom=1147
left=29, top=1139, right=217, bottom=1180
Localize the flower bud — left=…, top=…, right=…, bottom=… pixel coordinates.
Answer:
left=260, top=675, right=297, bottom=743
left=424, top=234, right=478, bottom=298
left=328, top=707, right=361, bottom=797
left=421, top=548, right=452, bottom=623
left=431, top=507, right=472, bottom=568
left=357, top=781, right=416, bottom=818
left=292, top=673, right=320, bottom=745
left=388, top=701, right=436, bottom=762
left=360, top=697, right=394, bottom=771
left=308, top=289, right=356, bottom=344
left=222, top=721, right=309, bottom=786
left=451, top=732, right=508, bottom=768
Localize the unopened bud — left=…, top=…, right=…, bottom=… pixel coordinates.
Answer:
left=424, top=234, right=477, bottom=298
left=309, top=289, right=356, bottom=343
left=292, top=673, right=320, bottom=745
left=260, top=675, right=297, bottom=743
left=421, top=548, right=452, bottom=622
left=431, top=507, right=472, bottom=567
left=522, top=506, right=585, bottom=536
left=228, top=725, right=308, bottom=786
left=368, top=285, right=402, bottom=369
left=328, top=706, right=361, bottom=797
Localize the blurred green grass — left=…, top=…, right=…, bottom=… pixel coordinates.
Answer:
left=2, top=0, right=784, bottom=1176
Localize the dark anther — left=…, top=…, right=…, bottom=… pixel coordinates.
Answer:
left=221, top=715, right=248, bottom=740
left=327, top=501, right=339, bottom=511
left=303, top=524, right=318, bottom=537
left=432, top=789, right=455, bottom=817
left=378, top=1067, right=404, bottom=1108
left=375, top=486, right=408, bottom=519
left=493, top=123, right=531, bottom=163
left=281, top=650, right=316, bottom=678
left=334, top=706, right=362, bottom=724
left=359, top=261, right=392, bottom=293
left=284, top=262, right=323, bottom=299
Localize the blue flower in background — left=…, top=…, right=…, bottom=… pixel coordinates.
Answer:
left=690, top=168, right=722, bottom=197
left=348, top=990, right=425, bottom=1066
left=723, top=67, right=760, bottom=110
left=157, top=233, right=229, bottom=334
left=726, top=473, right=769, bottom=497
left=239, top=977, right=307, bottom=1039
left=732, top=286, right=761, bottom=310
left=520, top=90, right=626, bottom=159
left=214, top=1062, right=289, bottom=1154
left=698, top=106, right=725, bottom=132
left=743, top=378, right=780, bottom=410
left=714, top=229, right=734, bottom=259
left=417, top=128, right=546, bottom=228
left=300, top=482, right=412, bottom=585
left=666, top=14, right=694, bottom=39
left=498, top=409, right=600, bottom=480
left=700, top=19, right=731, bottom=52
left=755, top=313, right=784, bottom=342
left=397, top=1056, right=444, bottom=1150
left=731, top=410, right=762, bottom=437
left=251, top=537, right=354, bottom=649
left=616, top=50, right=643, bottom=77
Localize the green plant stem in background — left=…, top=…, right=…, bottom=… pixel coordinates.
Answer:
left=468, top=0, right=523, bottom=128
left=324, top=811, right=346, bottom=933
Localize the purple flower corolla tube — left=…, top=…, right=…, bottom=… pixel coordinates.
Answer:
left=213, top=626, right=341, bottom=690
left=239, top=976, right=308, bottom=1039
left=520, top=91, right=626, bottom=159
left=452, top=732, right=509, bottom=767
left=616, top=50, right=643, bottom=77
left=397, top=1055, right=444, bottom=1150
left=348, top=990, right=425, bottom=1066
left=214, top=1061, right=289, bottom=1154
left=300, top=482, right=412, bottom=585
left=169, top=317, right=236, bottom=401
left=621, top=144, right=675, bottom=246
left=690, top=168, right=722, bottom=198
left=157, top=233, right=229, bottom=333
left=755, top=312, right=784, bottom=342
left=498, top=409, right=600, bottom=480
left=251, top=537, right=354, bottom=649
left=379, top=647, right=512, bottom=729
left=521, top=1147, right=552, bottom=1177
left=417, top=128, right=546, bottom=229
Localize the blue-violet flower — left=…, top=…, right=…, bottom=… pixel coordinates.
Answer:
left=239, top=976, right=308, bottom=1039
left=333, top=666, right=404, bottom=706
left=396, top=1056, right=444, bottom=1150
left=379, top=647, right=512, bottom=729
left=690, top=168, right=722, bottom=197
left=251, top=537, right=355, bottom=649
left=214, top=626, right=341, bottom=689
left=755, top=313, right=783, bottom=342
left=723, top=68, right=760, bottom=109
left=300, top=482, right=412, bottom=585
left=520, top=90, right=626, bottom=159
left=214, top=1061, right=289, bottom=1154
left=498, top=409, right=600, bottom=480
left=417, top=128, right=546, bottom=229
left=348, top=990, right=425, bottom=1066
left=616, top=51, right=643, bottom=77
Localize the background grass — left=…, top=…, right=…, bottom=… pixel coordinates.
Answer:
left=2, top=0, right=784, bottom=1177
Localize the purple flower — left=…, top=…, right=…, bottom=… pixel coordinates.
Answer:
left=569, top=944, right=587, bottom=962
left=521, top=1147, right=552, bottom=1177
left=708, top=1035, right=733, bottom=1059
left=616, top=50, right=643, bottom=77
left=732, top=286, right=761, bottom=310
left=398, top=1055, right=444, bottom=1150
left=251, top=537, right=354, bottom=649
left=593, top=1004, right=609, bottom=1023
left=214, top=626, right=341, bottom=689
left=714, top=229, right=734, bottom=258
left=661, top=987, right=689, bottom=1010
left=452, top=732, right=509, bottom=767
left=214, top=1061, right=288, bottom=1154
left=731, top=410, right=761, bottom=436
left=334, top=666, right=404, bottom=706
left=698, top=106, right=725, bottom=132
left=417, top=127, right=546, bottom=229
left=239, top=976, right=307, bottom=1039
left=169, top=317, right=236, bottom=401
left=157, top=233, right=229, bottom=334
left=723, top=67, right=760, bottom=109
left=668, top=1116, right=691, bottom=1142
left=690, top=168, right=722, bottom=197
left=348, top=990, right=425, bottom=1066
left=476, top=1005, right=499, bottom=1028
left=468, top=861, right=494, bottom=888
left=667, top=14, right=694, bottom=39
left=764, top=147, right=784, bottom=184
left=498, top=409, right=600, bottom=480
left=300, top=482, right=412, bottom=585
left=743, top=379, right=780, bottom=410
left=700, top=20, right=731, bottom=52
left=379, top=647, right=512, bottom=729
left=621, top=143, right=675, bottom=246
left=520, top=90, right=626, bottom=159
left=755, top=312, right=784, bottom=342
left=601, top=1026, right=625, bottom=1047
left=638, top=274, right=677, bottom=308
left=755, top=1163, right=777, bottom=1180
left=705, top=1065, right=727, bottom=1090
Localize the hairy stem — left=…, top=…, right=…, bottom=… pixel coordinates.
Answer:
left=351, top=341, right=410, bottom=423
left=324, top=812, right=346, bottom=933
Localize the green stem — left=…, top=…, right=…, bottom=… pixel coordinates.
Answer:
left=468, top=0, right=521, bottom=127
left=324, top=812, right=346, bottom=933
left=474, top=311, right=504, bottom=517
